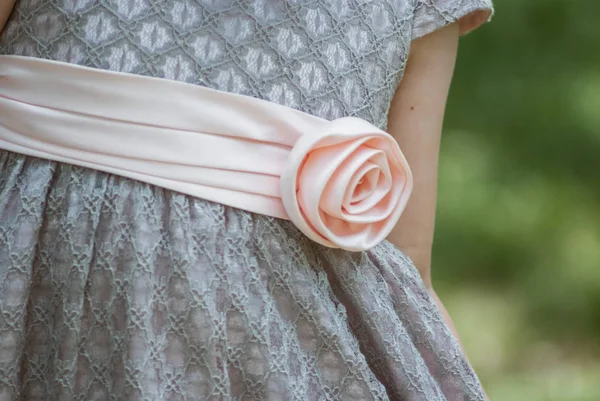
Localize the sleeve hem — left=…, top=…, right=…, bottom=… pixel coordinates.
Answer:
left=411, top=2, right=493, bottom=40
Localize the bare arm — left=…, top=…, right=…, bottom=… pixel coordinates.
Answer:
left=387, top=23, right=489, bottom=399
left=387, top=22, right=470, bottom=345
left=388, top=22, right=458, bottom=288
left=386, top=21, right=490, bottom=397
left=0, top=0, right=16, bottom=33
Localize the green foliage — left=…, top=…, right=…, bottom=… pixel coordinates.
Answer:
left=435, top=1, right=600, bottom=398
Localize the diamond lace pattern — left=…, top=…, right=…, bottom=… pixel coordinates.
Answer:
left=0, top=0, right=492, bottom=399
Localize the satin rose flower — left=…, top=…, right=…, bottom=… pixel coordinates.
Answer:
left=281, top=117, right=413, bottom=252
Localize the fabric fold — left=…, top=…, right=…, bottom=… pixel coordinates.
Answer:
left=0, top=56, right=413, bottom=251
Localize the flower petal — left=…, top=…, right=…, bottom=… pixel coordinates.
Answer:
left=341, top=150, right=392, bottom=217
left=319, top=145, right=382, bottom=218
left=346, top=164, right=379, bottom=205
left=280, top=116, right=413, bottom=251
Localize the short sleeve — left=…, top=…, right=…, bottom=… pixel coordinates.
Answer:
left=411, top=0, right=493, bottom=40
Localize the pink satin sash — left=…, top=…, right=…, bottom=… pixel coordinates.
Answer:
left=0, top=55, right=412, bottom=251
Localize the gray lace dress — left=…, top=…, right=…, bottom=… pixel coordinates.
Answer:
left=0, top=1, right=493, bottom=400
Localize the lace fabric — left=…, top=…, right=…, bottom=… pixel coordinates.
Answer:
left=0, top=0, right=493, bottom=400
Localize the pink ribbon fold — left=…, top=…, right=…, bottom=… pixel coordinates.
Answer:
left=0, top=56, right=413, bottom=251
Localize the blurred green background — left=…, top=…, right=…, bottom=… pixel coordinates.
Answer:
left=435, top=0, right=600, bottom=399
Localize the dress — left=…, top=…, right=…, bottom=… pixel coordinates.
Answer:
left=0, top=1, right=492, bottom=400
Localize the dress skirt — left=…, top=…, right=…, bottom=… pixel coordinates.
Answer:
left=0, top=150, right=484, bottom=400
